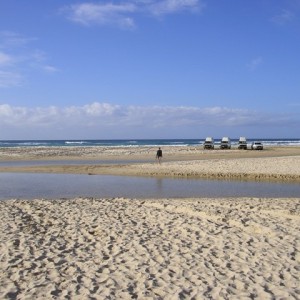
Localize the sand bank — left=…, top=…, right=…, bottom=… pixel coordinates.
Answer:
left=1, top=145, right=300, bottom=162
left=0, top=197, right=299, bottom=299
left=1, top=146, right=300, bottom=182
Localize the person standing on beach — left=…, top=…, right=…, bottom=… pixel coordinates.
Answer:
left=156, top=147, right=162, bottom=164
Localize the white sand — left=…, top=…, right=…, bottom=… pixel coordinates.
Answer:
left=1, top=197, right=299, bottom=299
left=1, top=154, right=300, bottom=182
left=1, top=145, right=300, bottom=162
left=121, top=155, right=300, bottom=181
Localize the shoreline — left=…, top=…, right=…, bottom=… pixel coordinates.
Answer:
left=1, top=146, right=300, bottom=182
left=1, top=197, right=299, bottom=299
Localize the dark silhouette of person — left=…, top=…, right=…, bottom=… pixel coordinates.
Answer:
left=156, top=147, right=162, bottom=164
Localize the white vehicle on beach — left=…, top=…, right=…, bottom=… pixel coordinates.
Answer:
left=220, top=137, right=231, bottom=149
left=251, top=141, right=264, bottom=150
left=238, top=137, right=247, bottom=150
left=203, top=137, right=214, bottom=149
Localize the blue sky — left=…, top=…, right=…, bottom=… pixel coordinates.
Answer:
left=0, top=0, right=300, bottom=139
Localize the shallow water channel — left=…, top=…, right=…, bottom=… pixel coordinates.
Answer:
left=0, top=172, right=299, bottom=200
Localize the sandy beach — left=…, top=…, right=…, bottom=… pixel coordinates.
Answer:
left=0, top=146, right=300, bottom=299
left=0, top=197, right=299, bottom=299
left=1, top=146, right=300, bottom=182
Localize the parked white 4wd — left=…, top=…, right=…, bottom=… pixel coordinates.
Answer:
left=220, top=137, right=231, bottom=149
left=238, top=137, right=247, bottom=150
left=251, top=142, right=263, bottom=150
left=203, top=137, right=214, bottom=149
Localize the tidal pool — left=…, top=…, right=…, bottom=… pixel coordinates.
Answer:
left=0, top=173, right=299, bottom=200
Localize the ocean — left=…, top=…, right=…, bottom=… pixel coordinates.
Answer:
left=0, top=138, right=300, bottom=148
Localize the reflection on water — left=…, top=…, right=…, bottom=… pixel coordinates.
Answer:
left=0, top=159, right=151, bottom=167
left=0, top=173, right=299, bottom=200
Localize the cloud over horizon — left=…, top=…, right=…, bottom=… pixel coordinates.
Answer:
left=0, top=102, right=298, bottom=139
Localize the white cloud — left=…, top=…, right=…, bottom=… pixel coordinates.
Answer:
left=65, top=2, right=137, bottom=28
left=63, top=0, right=204, bottom=28
left=42, top=65, right=60, bottom=73
left=148, top=0, right=202, bottom=16
left=0, top=104, right=27, bottom=123
left=0, top=102, right=298, bottom=138
left=82, top=102, right=121, bottom=116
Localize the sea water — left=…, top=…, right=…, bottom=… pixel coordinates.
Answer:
left=0, top=138, right=300, bottom=147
